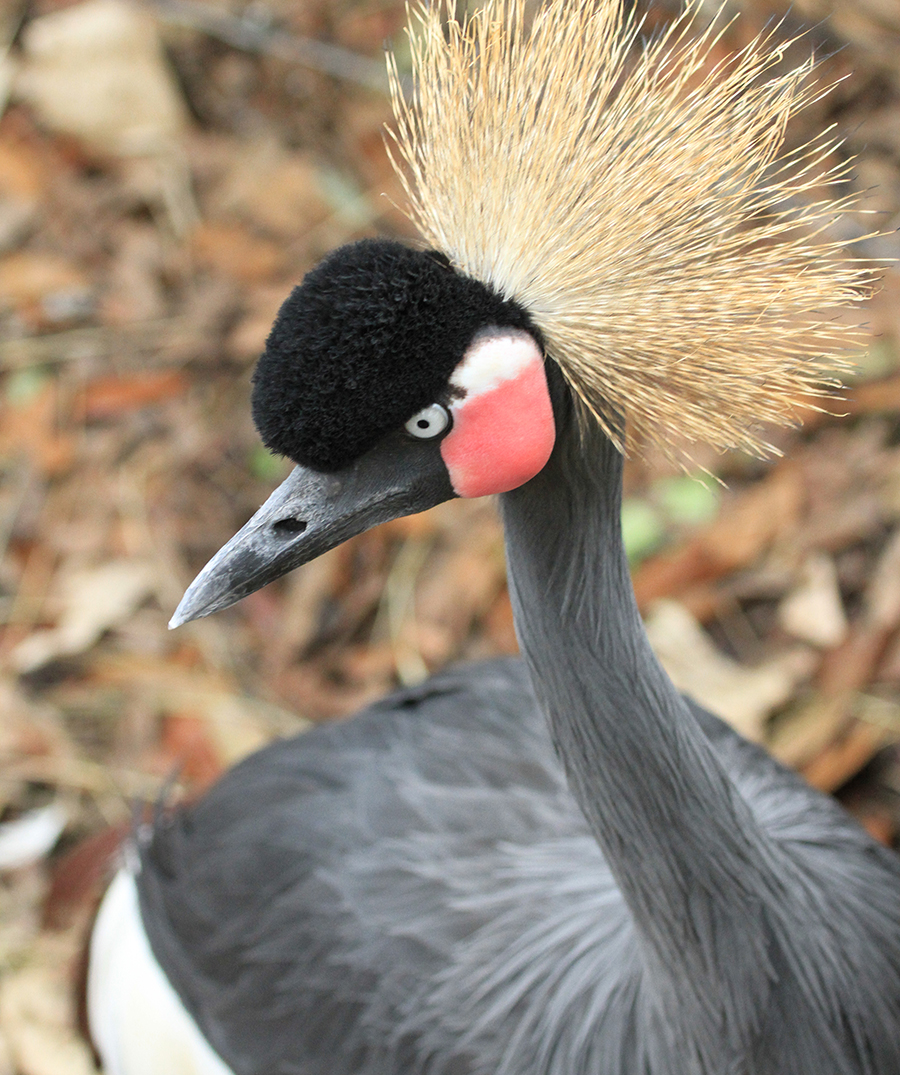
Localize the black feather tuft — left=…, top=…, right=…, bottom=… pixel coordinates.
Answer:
left=251, top=239, right=539, bottom=471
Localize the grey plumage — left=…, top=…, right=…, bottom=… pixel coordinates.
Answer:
left=139, top=659, right=900, bottom=1075
left=136, top=402, right=900, bottom=1074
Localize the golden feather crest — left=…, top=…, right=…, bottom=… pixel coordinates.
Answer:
left=387, top=0, right=871, bottom=459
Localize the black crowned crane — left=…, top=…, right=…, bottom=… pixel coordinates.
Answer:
left=87, top=2, right=900, bottom=1073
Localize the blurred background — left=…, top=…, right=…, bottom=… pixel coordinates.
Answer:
left=0, top=0, right=899, bottom=1070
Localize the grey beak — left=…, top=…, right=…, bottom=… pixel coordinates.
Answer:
left=170, top=436, right=455, bottom=628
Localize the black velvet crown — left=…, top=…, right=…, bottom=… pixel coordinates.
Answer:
left=251, top=239, right=540, bottom=472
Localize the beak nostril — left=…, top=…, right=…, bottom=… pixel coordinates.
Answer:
left=273, top=517, right=308, bottom=535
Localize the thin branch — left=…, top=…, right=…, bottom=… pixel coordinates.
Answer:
left=144, top=0, right=391, bottom=94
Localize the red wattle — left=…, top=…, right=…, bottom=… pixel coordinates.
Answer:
left=440, top=361, right=555, bottom=498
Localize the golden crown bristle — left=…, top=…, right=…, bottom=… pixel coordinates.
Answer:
left=387, top=0, right=872, bottom=460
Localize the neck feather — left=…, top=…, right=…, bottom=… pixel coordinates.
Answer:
left=500, top=417, right=790, bottom=1051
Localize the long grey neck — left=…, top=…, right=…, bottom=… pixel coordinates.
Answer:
left=500, top=416, right=790, bottom=1054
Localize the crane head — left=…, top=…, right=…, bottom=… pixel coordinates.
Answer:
left=170, top=0, right=873, bottom=628
left=170, top=239, right=558, bottom=627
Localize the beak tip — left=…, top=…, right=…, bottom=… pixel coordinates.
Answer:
left=169, top=576, right=238, bottom=629
left=168, top=599, right=195, bottom=630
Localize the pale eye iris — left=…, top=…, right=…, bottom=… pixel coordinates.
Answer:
left=404, top=404, right=450, bottom=440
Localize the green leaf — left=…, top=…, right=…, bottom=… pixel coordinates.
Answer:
left=5, top=366, right=51, bottom=406
left=656, top=474, right=720, bottom=526
left=621, top=497, right=664, bottom=565
left=249, top=446, right=289, bottom=482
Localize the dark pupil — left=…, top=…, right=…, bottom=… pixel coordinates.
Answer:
left=417, top=418, right=430, bottom=429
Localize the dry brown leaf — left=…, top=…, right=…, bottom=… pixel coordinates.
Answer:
left=99, top=223, right=167, bottom=324
left=0, top=251, right=89, bottom=310
left=818, top=627, right=891, bottom=696
left=264, top=551, right=343, bottom=677
left=14, top=0, right=186, bottom=155
left=190, top=221, right=285, bottom=286
left=778, top=554, right=848, bottom=648
left=0, top=136, right=46, bottom=251
left=791, top=0, right=900, bottom=84
left=858, top=809, right=897, bottom=847
left=769, top=694, right=853, bottom=771
left=227, top=284, right=294, bottom=359
left=875, top=627, right=900, bottom=684
left=864, top=529, right=900, bottom=631
left=0, top=381, right=75, bottom=477
left=92, top=653, right=303, bottom=764
left=815, top=532, right=900, bottom=695
left=481, top=589, right=518, bottom=656
left=645, top=599, right=815, bottom=742
left=0, top=134, right=48, bottom=205
left=846, top=375, right=900, bottom=416
left=0, top=955, right=98, bottom=1075
left=43, top=825, right=128, bottom=931
left=158, top=712, right=225, bottom=791
left=633, top=463, right=804, bottom=608
left=381, top=512, right=442, bottom=541
left=212, top=138, right=330, bottom=239
left=0, top=1021, right=13, bottom=1075
left=802, top=718, right=890, bottom=792
left=78, top=370, right=188, bottom=420
left=12, top=560, right=155, bottom=673
left=412, top=522, right=506, bottom=666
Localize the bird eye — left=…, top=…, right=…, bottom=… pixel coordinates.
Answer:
left=404, top=404, right=451, bottom=440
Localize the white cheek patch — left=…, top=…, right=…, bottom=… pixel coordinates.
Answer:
left=449, top=330, right=543, bottom=400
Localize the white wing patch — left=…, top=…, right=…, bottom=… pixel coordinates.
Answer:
left=450, top=330, right=542, bottom=400
left=88, top=869, right=235, bottom=1075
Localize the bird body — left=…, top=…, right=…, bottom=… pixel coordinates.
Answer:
left=87, top=1, right=900, bottom=1072
left=91, top=654, right=900, bottom=1075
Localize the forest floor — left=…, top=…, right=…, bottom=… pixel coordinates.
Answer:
left=1, top=0, right=900, bottom=1071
